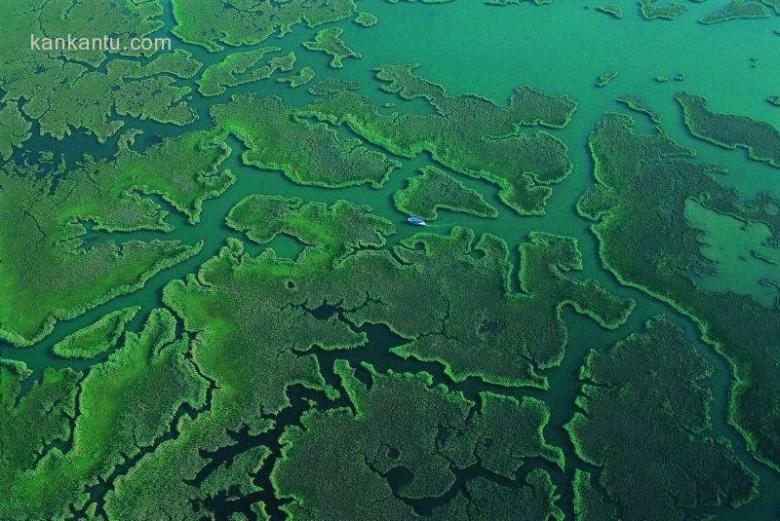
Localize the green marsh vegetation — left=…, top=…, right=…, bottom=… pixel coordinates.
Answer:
left=579, top=111, right=780, bottom=477
left=197, top=48, right=297, bottom=97
left=595, top=71, right=618, bottom=88
left=273, top=362, right=565, bottom=519
left=1, top=0, right=780, bottom=519
left=302, top=65, right=577, bottom=215
left=678, top=92, right=780, bottom=167
left=171, top=0, right=358, bottom=51
left=355, top=12, right=379, bottom=27
left=303, top=28, right=362, bottom=69
left=0, top=128, right=231, bottom=346
left=595, top=5, right=623, bottom=20
left=638, top=0, right=688, bottom=20
left=51, top=307, right=140, bottom=360
left=1, top=1, right=203, bottom=149
left=278, top=67, right=317, bottom=88
left=567, top=317, right=758, bottom=520
left=393, top=166, right=499, bottom=220
left=212, top=93, right=400, bottom=188
left=699, top=0, right=770, bottom=24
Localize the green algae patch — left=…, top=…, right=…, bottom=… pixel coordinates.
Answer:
left=579, top=112, right=780, bottom=472
left=768, top=95, right=780, bottom=106
left=393, top=166, right=498, bottom=220
left=197, top=48, right=296, bottom=97
left=212, top=93, right=399, bottom=188
left=303, top=66, right=577, bottom=215
left=3, top=190, right=629, bottom=517
left=51, top=307, right=141, bottom=360
left=639, top=0, right=688, bottom=20
left=1, top=309, right=209, bottom=520
left=373, top=64, right=575, bottom=128
left=171, top=0, right=357, bottom=51
left=567, top=316, right=758, bottom=520
left=355, top=11, right=379, bottom=26
left=278, top=66, right=316, bottom=88
left=699, top=0, right=769, bottom=24
left=303, top=27, right=361, bottom=69
left=595, top=71, right=618, bottom=87
left=678, top=92, right=780, bottom=168
left=596, top=4, right=623, bottom=19
left=272, top=360, right=564, bottom=520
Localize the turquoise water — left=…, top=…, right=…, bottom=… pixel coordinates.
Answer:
left=2, top=0, right=780, bottom=518
left=686, top=199, right=779, bottom=307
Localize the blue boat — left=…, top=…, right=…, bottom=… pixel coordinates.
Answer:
left=407, top=216, right=427, bottom=226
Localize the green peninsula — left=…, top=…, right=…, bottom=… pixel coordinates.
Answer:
left=678, top=92, right=780, bottom=167
left=304, top=28, right=362, bottom=69
left=51, top=307, right=140, bottom=360
left=394, top=166, right=498, bottom=219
